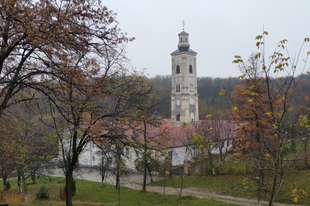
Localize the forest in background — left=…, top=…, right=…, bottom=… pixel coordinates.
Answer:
left=150, top=74, right=310, bottom=120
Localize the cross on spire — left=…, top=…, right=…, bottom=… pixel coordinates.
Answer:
left=182, top=20, right=185, bottom=30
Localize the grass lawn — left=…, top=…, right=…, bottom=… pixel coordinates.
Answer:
left=150, top=169, right=310, bottom=205
left=0, top=176, right=239, bottom=206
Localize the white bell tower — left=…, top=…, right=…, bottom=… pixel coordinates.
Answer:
left=170, top=28, right=199, bottom=126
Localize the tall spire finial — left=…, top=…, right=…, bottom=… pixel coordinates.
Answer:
left=182, top=20, right=185, bottom=31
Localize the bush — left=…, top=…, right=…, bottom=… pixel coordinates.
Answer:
left=59, top=186, right=65, bottom=201
left=36, top=186, right=49, bottom=200
left=6, top=181, right=10, bottom=190
left=59, top=178, right=76, bottom=201
left=71, top=178, right=76, bottom=197
left=227, top=167, right=236, bottom=175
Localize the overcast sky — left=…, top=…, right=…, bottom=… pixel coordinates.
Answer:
left=104, top=0, right=310, bottom=78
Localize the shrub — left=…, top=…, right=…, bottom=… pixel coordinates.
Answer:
left=227, top=167, right=235, bottom=175
left=59, top=186, right=65, bottom=201
left=36, top=186, right=49, bottom=200
left=59, top=178, right=76, bottom=201
left=6, top=181, right=10, bottom=190
left=71, top=178, right=76, bottom=197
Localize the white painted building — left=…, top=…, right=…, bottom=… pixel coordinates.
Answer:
left=61, top=29, right=235, bottom=174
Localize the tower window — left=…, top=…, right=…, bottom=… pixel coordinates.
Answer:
left=189, top=65, right=193, bottom=73
left=176, top=65, right=180, bottom=74
left=190, top=96, right=194, bottom=104
left=190, top=112, right=195, bottom=122
left=180, top=38, right=182, bottom=42
left=176, top=114, right=180, bottom=121
left=176, top=84, right=180, bottom=92
left=190, top=84, right=194, bottom=92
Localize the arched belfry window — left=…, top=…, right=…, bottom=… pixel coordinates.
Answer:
left=176, top=65, right=180, bottom=74
left=176, top=84, right=180, bottom=92
left=189, top=65, right=193, bottom=73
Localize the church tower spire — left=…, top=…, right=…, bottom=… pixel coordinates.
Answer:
left=170, top=29, right=199, bottom=126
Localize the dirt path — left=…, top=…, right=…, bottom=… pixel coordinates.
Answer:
left=48, top=168, right=293, bottom=206
left=124, top=183, right=293, bottom=206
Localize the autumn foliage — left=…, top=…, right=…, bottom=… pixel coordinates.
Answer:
left=230, top=32, right=310, bottom=205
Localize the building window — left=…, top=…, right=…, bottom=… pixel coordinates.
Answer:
left=93, top=156, right=95, bottom=161
left=190, top=112, right=194, bottom=122
left=168, top=151, right=172, bottom=158
left=190, top=97, right=194, bottom=104
left=180, top=38, right=182, bottom=42
left=176, top=65, right=180, bottom=74
left=186, top=38, right=187, bottom=42
left=176, top=114, right=180, bottom=121
left=176, top=84, right=180, bottom=92
left=190, top=84, right=193, bottom=92
left=189, top=65, right=193, bottom=73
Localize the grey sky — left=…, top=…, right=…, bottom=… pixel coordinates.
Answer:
left=104, top=0, right=310, bottom=78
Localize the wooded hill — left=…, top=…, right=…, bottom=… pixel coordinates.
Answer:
left=150, top=74, right=310, bottom=120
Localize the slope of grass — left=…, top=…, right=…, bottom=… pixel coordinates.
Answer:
left=0, top=176, right=239, bottom=206
left=150, top=169, right=310, bottom=205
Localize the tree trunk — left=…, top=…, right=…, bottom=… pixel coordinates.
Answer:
left=118, top=180, right=121, bottom=206
left=207, top=150, right=215, bottom=175
left=65, top=169, right=73, bottom=206
left=304, top=142, right=308, bottom=167
left=17, top=171, right=22, bottom=193
left=163, top=174, right=166, bottom=195
left=2, top=174, right=7, bottom=191
left=142, top=153, right=147, bottom=191
left=268, top=161, right=279, bottom=206
left=31, top=171, right=36, bottom=184
left=176, top=177, right=184, bottom=206
left=147, top=164, right=153, bottom=182
left=21, top=172, right=29, bottom=202
left=142, top=128, right=147, bottom=191
left=115, top=147, right=121, bottom=189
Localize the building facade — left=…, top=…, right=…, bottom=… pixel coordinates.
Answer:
left=170, top=30, right=199, bottom=126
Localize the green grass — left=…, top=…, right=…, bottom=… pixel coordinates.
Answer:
left=150, top=169, right=310, bottom=205
left=0, top=176, right=239, bottom=206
